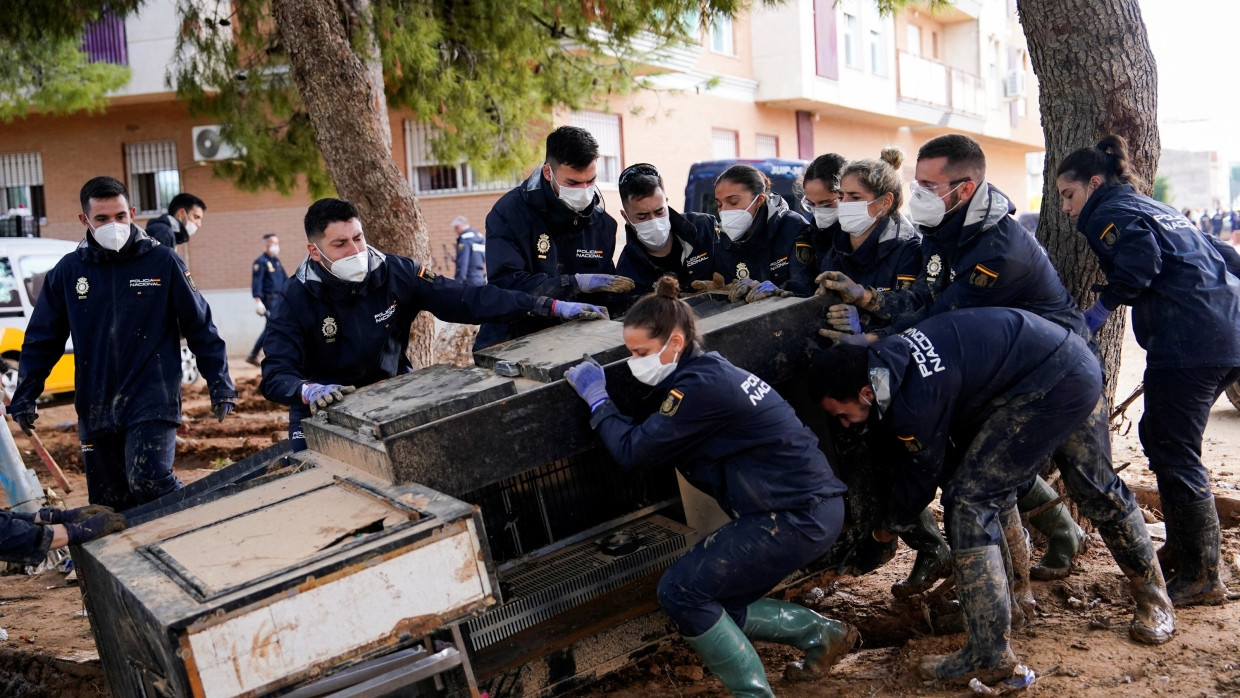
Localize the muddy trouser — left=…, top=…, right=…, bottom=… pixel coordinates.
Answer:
left=1048, top=393, right=1138, bottom=523
left=942, top=361, right=1100, bottom=551
left=288, top=403, right=311, bottom=452
left=657, top=495, right=844, bottom=636
left=80, top=420, right=181, bottom=511
left=1141, top=366, right=1240, bottom=506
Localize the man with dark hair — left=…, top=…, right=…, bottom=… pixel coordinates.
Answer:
left=145, top=192, right=207, bottom=250
left=817, top=132, right=1092, bottom=579
left=10, top=176, right=236, bottom=510
left=476, top=126, right=634, bottom=348
left=614, top=163, right=720, bottom=307
left=451, top=215, right=486, bottom=285
left=809, top=308, right=1174, bottom=683
left=260, top=198, right=608, bottom=451
left=247, top=233, right=286, bottom=366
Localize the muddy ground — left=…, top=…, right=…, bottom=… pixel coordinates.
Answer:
left=0, top=324, right=1239, bottom=697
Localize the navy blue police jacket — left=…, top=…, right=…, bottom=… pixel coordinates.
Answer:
left=1076, top=182, right=1240, bottom=369
left=144, top=214, right=185, bottom=249
left=261, top=247, right=555, bottom=407
left=478, top=170, right=618, bottom=345
left=875, top=182, right=1091, bottom=340
left=0, top=512, right=52, bottom=566
left=11, top=227, right=235, bottom=435
left=868, top=308, right=1099, bottom=533
left=615, top=208, right=719, bottom=308
left=712, top=194, right=812, bottom=290
left=454, top=228, right=487, bottom=285
left=813, top=216, right=922, bottom=333
left=588, top=349, right=846, bottom=517
left=251, top=251, right=288, bottom=300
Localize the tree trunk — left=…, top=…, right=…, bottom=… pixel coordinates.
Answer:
left=270, top=0, right=435, bottom=368
left=1017, top=0, right=1159, bottom=400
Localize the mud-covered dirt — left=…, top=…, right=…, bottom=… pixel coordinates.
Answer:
left=1, top=327, right=1239, bottom=697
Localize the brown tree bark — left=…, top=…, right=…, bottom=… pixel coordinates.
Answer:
left=270, top=0, right=435, bottom=368
left=1017, top=0, right=1159, bottom=400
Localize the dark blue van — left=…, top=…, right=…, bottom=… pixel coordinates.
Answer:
left=683, top=158, right=810, bottom=217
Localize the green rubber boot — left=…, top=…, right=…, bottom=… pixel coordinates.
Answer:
left=1019, top=476, right=1084, bottom=580
left=892, top=507, right=953, bottom=599
left=742, top=598, right=859, bottom=682
left=1165, top=496, right=1231, bottom=607
left=683, top=614, right=774, bottom=698
left=918, top=546, right=1018, bottom=684
left=1096, top=506, right=1176, bottom=644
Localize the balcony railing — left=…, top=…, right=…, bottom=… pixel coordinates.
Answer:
left=82, top=13, right=128, bottom=65
left=896, top=50, right=984, bottom=117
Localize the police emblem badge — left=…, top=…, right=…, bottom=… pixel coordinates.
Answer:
left=660, top=389, right=683, bottom=416
left=925, top=254, right=943, bottom=282
left=322, top=316, right=338, bottom=339
left=536, top=233, right=551, bottom=258
left=795, top=243, right=814, bottom=265
left=735, top=262, right=750, bottom=280
left=969, top=264, right=998, bottom=288
left=75, top=277, right=89, bottom=298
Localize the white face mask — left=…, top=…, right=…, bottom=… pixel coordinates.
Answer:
left=719, top=196, right=759, bottom=241
left=908, top=182, right=964, bottom=228
left=91, top=222, right=130, bottom=251
left=185, top=220, right=199, bottom=237
left=812, top=207, right=839, bottom=229
left=633, top=215, right=672, bottom=249
left=838, top=200, right=877, bottom=237
left=318, top=245, right=369, bottom=283
left=268, top=244, right=280, bottom=256
left=555, top=177, right=597, bottom=213
left=628, top=340, right=680, bottom=386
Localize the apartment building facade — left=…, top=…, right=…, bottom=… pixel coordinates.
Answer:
left=0, top=0, right=1044, bottom=351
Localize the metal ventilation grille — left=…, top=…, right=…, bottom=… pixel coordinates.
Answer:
left=466, top=516, right=691, bottom=650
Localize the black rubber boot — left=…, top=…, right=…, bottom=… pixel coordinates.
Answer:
left=918, top=546, right=1018, bottom=684
left=683, top=614, right=775, bottom=698
left=1156, top=497, right=1179, bottom=578
left=1019, top=476, right=1084, bottom=580
left=1096, top=506, right=1176, bottom=644
left=1165, top=496, right=1231, bottom=607
left=999, top=506, right=1036, bottom=629
left=892, top=508, right=952, bottom=599
left=742, top=598, right=859, bottom=682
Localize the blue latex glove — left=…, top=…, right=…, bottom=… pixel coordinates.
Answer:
left=64, top=511, right=127, bottom=545
left=301, top=382, right=357, bottom=414
left=728, top=277, right=760, bottom=302
left=574, top=274, right=635, bottom=294
left=743, top=280, right=782, bottom=303
left=818, top=327, right=870, bottom=346
left=564, top=354, right=610, bottom=412
left=826, top=304, right=863, bottom=335
left=553, top=300, right=610, bottom=321
left=1083, top=299, right=1112, bottom=333
left=212, top=399, right=235, bottom=422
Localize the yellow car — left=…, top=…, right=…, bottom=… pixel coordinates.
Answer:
left=0, top=238, right=79, bottom=400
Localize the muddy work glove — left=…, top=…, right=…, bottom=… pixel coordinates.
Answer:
left=814, top=270, right=868, bottom=304
left=37, top=505, right=114, bottom=525
left=690, top=272, right=736, bottom=294
left=564, top=354, right=609, bottom=412
left=64, top=512, right=127, bottom=545
left=574, top=274, right=635, bottom=294
left=301, top=382, right=357, bottom=415
left=10, top=409, right=36, bottom=437
left=212, top=398, right=235, bottom=422
left=728, top=277, right=761, bottom=303
left=552, top=300, right=610, bottom=321
left=826, top=304, right=863, bottom=335
left=1082, top=299, right=1112, bottom=333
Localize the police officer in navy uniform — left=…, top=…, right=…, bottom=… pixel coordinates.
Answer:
left=261, top=198, right=608, bottom=451
left=702, top=164, right=812, bottom=303
left=247, top=233, right=287, bottom=366
left=1057, top=135, right=1240, bottom=607
left=564, top=276, right=854, bottom=698
left=10, top=177, right=236, bottom=511
left=451, top=216, right=486, bottom=285
left=145, top=192, right=206, bottom=253
left=0, top=504, right=125, bottom=565
left=811, top=308, right=1175, bottom=683
left=819, top=134, right=1089, bottom=580
left=786, top=153, right=845, bottom=296
left=476, top=126, right=634, bottom=349
left=614, top=163, right=719, bottom=309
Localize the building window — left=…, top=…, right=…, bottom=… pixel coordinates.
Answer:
left=906, top=24, right=922, bottom=57
left=712, top=129, right=739, bottom=160
left=709, top=15, right=734, bottom=55
left=125, top=141, right=179, bottom=216
left=569, top=111, right=622, bottom=184
left=82, top=12, right=128, bottom=65
left=403, top=121, right=518, bottom=196
left=0, top=152, right=44, bottom=236
left=843, top=14, right=860, bottom=68
left=755, top=134, right=779, bottom=159
left=869, top=29, right=886, bottom=75
left=812, top=0, right=839, bottom=80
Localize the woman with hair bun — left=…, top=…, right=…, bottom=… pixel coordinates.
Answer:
left=564, top=275, right=854, bottom=697
left=1057, top=134, right=1240, bottom=607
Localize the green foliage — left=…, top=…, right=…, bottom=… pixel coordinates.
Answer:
left=1152, top=174, right=1171, bottom=204
left=873, top=0, right=954, bottom=16
left=172, top=0, right=751, bottom=196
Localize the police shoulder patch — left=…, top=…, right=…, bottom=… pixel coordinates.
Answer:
left=253, top=263, right=260, bottom=272
left=1099, top=223, right=1119, bottom=249
left=660, top=388, right=684, bottom=416
left=897, top=434, right=922, bottom=453
left=185, top=271, right=198, bottom=292
left=417, top=266, right=438, bottom=283
left=968, top=263, right=998, bottom=288
left=795, top=243, right=814, bottom=265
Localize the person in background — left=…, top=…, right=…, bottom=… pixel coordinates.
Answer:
left=145, top=193, right=206, bottom=253
left=785, top=153, right=846, bottom=296
left=247, top=233, right=287, bottom=367
left=451, top=215, right=486, bottom=285
left=0, top=504, right=126, bottom=565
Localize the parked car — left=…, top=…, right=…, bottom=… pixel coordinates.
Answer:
left=0, top=238, right=77, bottom=400
left=683, top=158, right=810, bottom=218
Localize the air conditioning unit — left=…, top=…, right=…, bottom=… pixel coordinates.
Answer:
left=191, top=125, right=243, bottom=161
left=1004, top=70, right=1026, bottom=99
